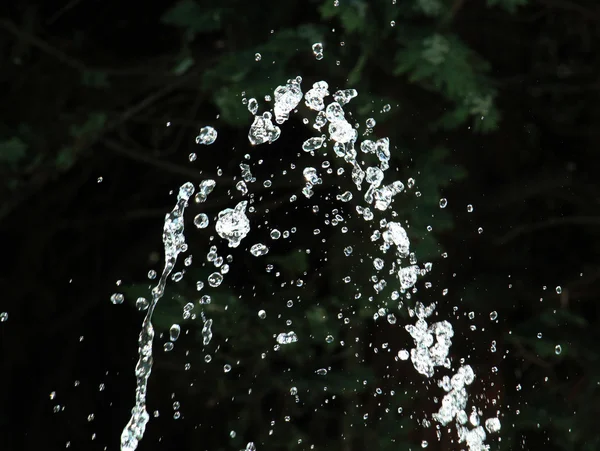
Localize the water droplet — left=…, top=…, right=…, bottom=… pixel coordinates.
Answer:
left=194, top=213, right=209, bottom=229
left=0, top=312, right=8, bottom=322
left=223, top=364, right=232, bottom=373
left=398, top=349, right=409, bottom=360
left=390, top=20, right=396, bottom=27
left=467, top=204, right=474, bottom=212
left=110, top=293, right=124, bottom=305
left=337, top=191, right=353, bottom=202
left=258, top=310, right=266, bottom=319
left=312, top=42, right=324, bottom=60
left=255, top=53, right=262, bottom=61
left=276, top=331, right=298, bottom=345
left=195, top=126, right=217, bottom=145
left=202, top=319, right=213, bottom=346
left=555, top=345, right=562, bottom=355
left=485, top=417, right=501, bottom=433
left=315, top=368, right=328, bottom=376
left=302, top=136, right=325, bottom=152
left=250, top=243, right=269, bottom=257
left=325, top=335, right=334, bottom=343
left=556, top=286, right=562, bottom=294
left=248, top=113, right=281, bottom=145
left=439, top=198, right=448, bottom=208
left=270, top=229, right=281, bottom=240
left=208, top=272, right=223, bottom=287
left=273, top=78, right=303, bottom=124
left=136, top=297, right=149, bottom=311
left=490, top=311, right=498, bottom=321
left=169, top=324, right=181, bottom=342
left=248, top=98, right=259, bottom=115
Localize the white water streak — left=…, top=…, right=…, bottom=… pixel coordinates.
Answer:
left=120, top=182, right=195, bottom=451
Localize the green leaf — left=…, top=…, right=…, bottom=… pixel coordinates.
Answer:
left=55, top=146, right=76, bottom=170
left=486, top=0, right=528, bottom=13
left=69, top=112, right=107, bottom=139
left=320, top=0, right=369, bottom=33
left=81, top=70, right=109, bottom=88
left=269, top=250, right=310, bottom=277
left=161, top=0, right=224, bottom=37
left=173, top=55, right=194, bottom=75
left=0, top=137, right=27, bottom=164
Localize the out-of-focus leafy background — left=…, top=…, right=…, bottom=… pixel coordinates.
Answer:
left=1, top=0, right=599, bottom=450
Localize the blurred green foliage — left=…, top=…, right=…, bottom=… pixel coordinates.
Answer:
left=3, top=0, right=600, bottom=450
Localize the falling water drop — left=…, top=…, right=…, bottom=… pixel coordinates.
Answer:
left=195, top=126, right=217, bottom=145
left=193, top=213, right=209, bottom=229
left=312, top=42, right=324, bottom=60
left=111, top=293, right=124, bottom=305
left=169, top=324, right=181, bottom=342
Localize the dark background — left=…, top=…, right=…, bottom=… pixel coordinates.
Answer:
left=1, top=0, right=599, bottom=450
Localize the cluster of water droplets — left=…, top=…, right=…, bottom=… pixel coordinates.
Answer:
left=120, top=43, right=502, bottom=451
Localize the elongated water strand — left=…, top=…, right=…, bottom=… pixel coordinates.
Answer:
left=120, top=182, right=195, bottom=451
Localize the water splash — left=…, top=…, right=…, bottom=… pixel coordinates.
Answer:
left=120, top=182, right=195, bottom=451
left=215, top=200, right=251, bottom=248
left=120, top=67, right=501, bottom=449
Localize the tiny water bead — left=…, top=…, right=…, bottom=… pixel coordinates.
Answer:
left=195, top=126, right=217, bottom=145
left=555, top=345, right=562, bottom=355
left=325, top=334, right=334, bottom=343
left=439, top=198, right=448, bottom=208
left=312, top=42, right=324, bottom=60
left=169, top=324, right=181, bottom=342
left=556, top=286, right=562, bottom=294
left=110, top=293, right=124, bottom=304
left=250, top=243, right=269, bottom=257
left=208, top=272, right=223, bottom=287
left=258, top=310, right=266, bottom=319
left=490, top=311, right=498, bottom=321
left=193, top=213, right=209, bottom=229
left=136, top=297, right=149, bottom=311
left=254, top=53, right=262, bottom=61
left=0, top=312, right=8, bottom=322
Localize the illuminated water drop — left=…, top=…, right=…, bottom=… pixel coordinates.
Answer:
left=312, top=42, right=324, bottom=60
left=193, top=213, right=209, bottom=229
left=195, top=126, right=217, bottom=145
left=111, top=293, right=124, bottom=305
